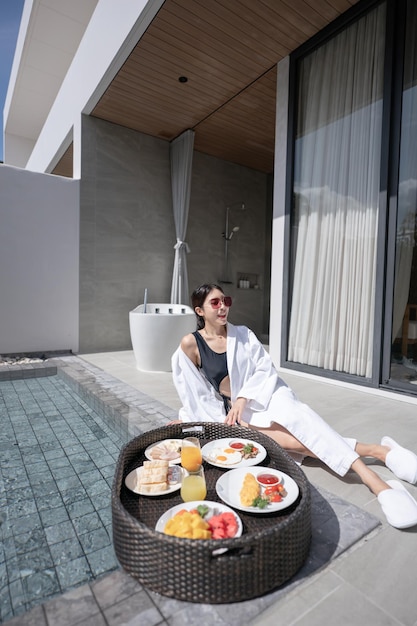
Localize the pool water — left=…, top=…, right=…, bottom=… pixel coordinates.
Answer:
left=0, top=375, right=124, bottom=622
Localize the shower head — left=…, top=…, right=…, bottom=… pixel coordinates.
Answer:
left=229, top=226, right=240, bottom=240
left=223, top=203, right=246, bottom=240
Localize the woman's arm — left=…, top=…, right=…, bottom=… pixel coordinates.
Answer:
left=171, top=344, right=226, bottom=422
left=180, top=333, right=200, bottom=366
left=167, top=334, right=199, bottom=424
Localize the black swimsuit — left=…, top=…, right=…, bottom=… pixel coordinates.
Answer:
left=193, top=331, right=231, bottom=412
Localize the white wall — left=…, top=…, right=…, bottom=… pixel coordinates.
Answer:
left=269, top=57, right=290, bottom=368
left=0, top=165, right=79, bottom=354
left=24, top=0, right=164, bottom=174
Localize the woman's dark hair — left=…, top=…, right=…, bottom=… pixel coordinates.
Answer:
left=191, top=283, right=224, bottom=329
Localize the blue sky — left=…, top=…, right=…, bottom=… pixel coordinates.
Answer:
left=1, top=0, right=25, bottom=161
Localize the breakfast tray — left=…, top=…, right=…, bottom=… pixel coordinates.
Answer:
left=112, top=422, right=311, bottom=603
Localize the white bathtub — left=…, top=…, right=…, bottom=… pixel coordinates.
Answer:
left=129, top=303, right=195, bottom=372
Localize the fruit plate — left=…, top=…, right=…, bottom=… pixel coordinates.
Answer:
left=155, top=500, right=243, bottom=539
left=201, top=438, right=266, bottom=468
left=216, top=467, right=299, bottom=513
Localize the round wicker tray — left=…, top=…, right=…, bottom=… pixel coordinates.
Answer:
left=112, top=423, right=311, bottom=603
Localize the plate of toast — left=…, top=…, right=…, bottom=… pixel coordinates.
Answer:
left=125, top=459, right=182, bottom=496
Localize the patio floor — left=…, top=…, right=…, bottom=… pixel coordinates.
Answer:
left=3, top=350, right=417, bottom=625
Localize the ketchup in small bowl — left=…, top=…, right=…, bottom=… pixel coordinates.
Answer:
left=256, top=473, right=281, bottom=486
left=229, top=441, right=245, bottom=450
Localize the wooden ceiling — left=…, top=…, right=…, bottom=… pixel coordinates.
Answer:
left=55, top=0, right=359, bottom=177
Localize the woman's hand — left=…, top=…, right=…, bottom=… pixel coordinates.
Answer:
left=166, top=419, right=183, bottom=425
left=225, top=397, right=247, bottom=426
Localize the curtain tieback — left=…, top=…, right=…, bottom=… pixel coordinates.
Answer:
left=174, top=238, right=190, bottom=253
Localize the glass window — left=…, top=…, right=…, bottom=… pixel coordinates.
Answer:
left=288, top=3, right=386, bottom=378
left=390, top=0, right=417, bottom=386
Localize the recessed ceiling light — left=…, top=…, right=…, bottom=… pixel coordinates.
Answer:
left=178, top=76, right=188, bottom=83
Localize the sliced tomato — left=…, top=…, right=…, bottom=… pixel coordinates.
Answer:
left=269, top=493, right=283, bottom=503
left=264, top=485, right=280, bottom=496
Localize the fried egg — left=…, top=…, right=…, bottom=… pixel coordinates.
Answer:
left=210, top=447, right=241, bottom=465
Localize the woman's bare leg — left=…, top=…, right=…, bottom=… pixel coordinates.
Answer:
left=354, top=442, right=390, bottom=463
left=350, top=458, right=390, bottom=495
left=247, top=423, right=390, bottom=496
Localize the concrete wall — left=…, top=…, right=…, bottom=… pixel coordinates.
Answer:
left=0, top=165, right=79, bottom=354
left=79, top=116, right=270, bottom=353
left=188, top=152, right=270, bottom=338
left=79, top=116, right=175, bottom=352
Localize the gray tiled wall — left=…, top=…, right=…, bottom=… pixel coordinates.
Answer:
left=79, top=116, right=270, bottom=353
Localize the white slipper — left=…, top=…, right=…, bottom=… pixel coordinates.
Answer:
left=381, top=436, right=417, bottom=484
left=377, top=480, right=417, bottom=529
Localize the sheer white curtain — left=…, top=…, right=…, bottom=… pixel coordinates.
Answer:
left=288, top=4, right=386, bottom=377
left=170, top=129, right=194, bottom=304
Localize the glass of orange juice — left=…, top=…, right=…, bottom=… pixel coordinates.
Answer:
left=181, top=466, right=207, bottom=502
left=180, top=437, right=202, bottom=472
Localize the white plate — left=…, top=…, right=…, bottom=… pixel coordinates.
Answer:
left=144, top=439, right=183, bottom=464
left=216, top=467, right=299, bottom=513
left=125, top=465, right=182, bottom=496
left=155, top=500, right=243, bottom=539
left=201, top=438, right=267, bottom=468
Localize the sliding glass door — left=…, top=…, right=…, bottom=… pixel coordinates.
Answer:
left=286, top=0, right=417, bottom=395
left=389, top=0, right=417, bottom=389
left=288, top=3, right=386, bottom=379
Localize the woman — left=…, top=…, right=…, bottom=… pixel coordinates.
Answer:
left=172, top=283, right=417, bottom=529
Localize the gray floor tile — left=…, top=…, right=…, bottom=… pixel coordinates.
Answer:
left=43, top=584, right=100, bottom=626
left=2, top=603, right=48, bottom=625
left=91, top=569, right=143, bottom=610
left=103, top=590, right=164, bottom=626
left=331, top=525, right=417, bottom=625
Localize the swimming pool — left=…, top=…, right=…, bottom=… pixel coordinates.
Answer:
left=0, top=374, right=123, bottom=621
left=0, top=356, right=176, bottom=623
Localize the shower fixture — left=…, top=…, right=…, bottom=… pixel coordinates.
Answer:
left=220, top=202, right=246, bottom=283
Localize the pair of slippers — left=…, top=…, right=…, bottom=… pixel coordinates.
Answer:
left=378, top=437, right=417, bottom=529
left=378, top=480, right=417, bottom=529
left=382, top=436, right=417, bottom=484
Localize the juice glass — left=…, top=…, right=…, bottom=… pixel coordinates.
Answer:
left=180, top=467, right=207, bottom=502
left=180, top=437, right=202, bottom=472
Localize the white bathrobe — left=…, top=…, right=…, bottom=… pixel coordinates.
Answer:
left=171, top=323, right=359, bottom=477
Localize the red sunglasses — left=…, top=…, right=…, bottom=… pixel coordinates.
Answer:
left=207, top=296, right=232, bottom=309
